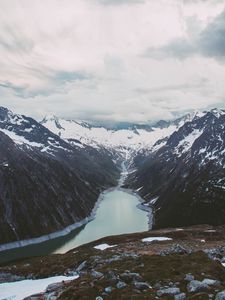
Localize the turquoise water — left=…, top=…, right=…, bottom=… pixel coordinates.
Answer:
left=0, top=188, right=149, bottom=264
left=54, top=188, right=149, bottom=253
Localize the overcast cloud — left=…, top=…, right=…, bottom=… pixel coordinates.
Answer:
left=0, top=0, right=225, bottom=123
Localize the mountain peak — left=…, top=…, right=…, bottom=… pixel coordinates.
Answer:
left=183, top=110, right=206, bottom=122
left=41, top=114, right=65, bottom=130
left=0, top=106, right=13, bottom=120
left=0, top=107, right=25, bottom=125
left=41, top=114, right=60, bottom=123
left=210, top=108, right=225, bottom=118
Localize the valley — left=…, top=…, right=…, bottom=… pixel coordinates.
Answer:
left=0, top=106, right=224, bottom=261
left=0, top=106, right=224, bottom=299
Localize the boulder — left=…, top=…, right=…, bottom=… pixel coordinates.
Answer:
left=105, top=271, right=117, bottom=282
left=175, top=293, right=186, bottom=300
left=116, top=281, right=127, bottom=289
left=215, top=291, right=225, bottom=300
left=157, top=287, right=180, bottom=297
left=133, top=281, right=151, bottom=290
left=202, top=278, right=220, bottom=286
left=45, top=282, right=64, bottom=293
left=105, top=286, right=113, bottom=294
left=90, top=270, right=103, bottom=279
left=187, top=280, right=210, bottom=293
left=184, top=274, right=195, bottom=282
left=76, top=261, right=87, bottom=273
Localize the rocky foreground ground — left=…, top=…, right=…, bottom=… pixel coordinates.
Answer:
left=1, top=224, right=225, bottom=299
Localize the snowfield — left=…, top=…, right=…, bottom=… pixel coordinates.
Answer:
left=174, top=129, right=203, bottom=157
left=94, top=243, right=117, bottom=250
left=0, top=275, right=79, bottom=300
left=141, top=237, right=172, bottom=243
left=0, top=128, right=43, bottom=148
left=41, top=115, right=180, bottom=151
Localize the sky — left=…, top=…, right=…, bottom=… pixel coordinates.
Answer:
left=0, top=0, right=225, bottom=123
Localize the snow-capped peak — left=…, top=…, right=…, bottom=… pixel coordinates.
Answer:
left=1, top=106, right=224, bottom=157
left=177, top=110, right=207, bottom=126
left=210, top=108, right=225, bottom=118
left=41, top=115, right=181, bottom=151
left=40, top=108, right=224, bottom=153
left=41, top=114, right=59, bottom=123
left=0, top=107, right=25, bottom=125
left=41, top=114, right=65, bottom=130
left=0, top=107, right=76, bottom=155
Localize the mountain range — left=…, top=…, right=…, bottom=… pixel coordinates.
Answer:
left=40, top=111, right=206, bottom=153
left=0, top=106, right=224, bottom=246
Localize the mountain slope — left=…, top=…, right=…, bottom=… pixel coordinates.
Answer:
left=127, top=108, right=225, bottom=229
left=0, top=107, right=119, bottom=245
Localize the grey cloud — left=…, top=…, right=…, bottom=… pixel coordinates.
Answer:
left=0, top=71, right=90, bottom=98
left=0, top=82, right=28, bottom=96
left=53, top=71, right=90, bottom=85
left=0, top=25, right=34, bottom=54
left=161, top=39, right=196, bottom=59
left=144, top=8, right=225, bottom=60
left=199, top=10, right=225, bottom=57
left=0, top=81, right=31, bottom=97
left=145, top=38, right=196, bottom=59
left=134, top=79, right=208, bottom=95
left=0, top=81, right=53, bottom=98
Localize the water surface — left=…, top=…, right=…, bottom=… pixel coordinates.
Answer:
left=54, top=188, right=149, bottom=253
left=0, top=187, right=150, bottom=264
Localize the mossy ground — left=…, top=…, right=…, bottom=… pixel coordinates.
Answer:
left=57, top=251, right=225, bottom=299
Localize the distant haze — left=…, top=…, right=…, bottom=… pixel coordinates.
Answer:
left=0, top=0, right=225, bottom=123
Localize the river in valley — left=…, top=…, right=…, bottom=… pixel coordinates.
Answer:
left=0, top=166, right=151, bottom=264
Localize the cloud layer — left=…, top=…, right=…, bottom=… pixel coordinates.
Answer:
left=145, top=7, right=225, bottom=60
left=0, top=0, right=225, bottom=123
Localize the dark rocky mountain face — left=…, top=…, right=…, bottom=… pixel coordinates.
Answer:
left=0, top=107, right=119, bottom=245
left=127, top=109, right=225, bottom=229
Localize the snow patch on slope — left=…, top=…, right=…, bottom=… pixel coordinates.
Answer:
left=94, top=243, right=117, bottom=250
left=174, top=129, right=203, bottom=157
left=0, top=275, right=79, bottom=300
left=142, top=237, right=172, bottom=243
left=0, top=129, right=43, bottom=148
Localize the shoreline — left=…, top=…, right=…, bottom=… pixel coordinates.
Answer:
left=0, top=164, right=153, bottom=254
left=118, top=187, right=154, bottom=230
left=119, top=160, right=155, bottom=230
left=0, top=187, right=109, bottom=253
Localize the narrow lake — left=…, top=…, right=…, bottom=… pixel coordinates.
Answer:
left=53, top=188, right=149, bottom=253
left=0, top=187, right=150, bottom=264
